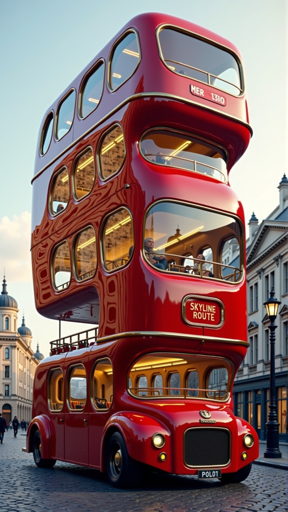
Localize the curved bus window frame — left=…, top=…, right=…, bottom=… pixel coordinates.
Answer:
left=67, top=363, right=87, bottom=412
left=55, top=88, right=76, bottom=142
left=40, top=111, right=54, bottom=156
left=49, top=166, right=70, bottom=217
left=108, top=29, right=141, bottom=92
left=51, top=240, right=72, bottom=292
left=91, top=357, right=113, bottom=412
left=143, top=199, right=244, bottom=285
left=48, top=367, right=64, bottom=412
left=97, top=123, right=126, bottom=182
left=205, top=366, right=230, bottom=400
left=73, top=224, right=97, bottom=283
left=101, top=206, right=134, bottom=273
left=72, top=146, right=95, bottom=202
left=78, top=58, right=105, bottom=120
left=156, top=24, right=244, bottom=98
left=139, top=127, right=229, bottom=183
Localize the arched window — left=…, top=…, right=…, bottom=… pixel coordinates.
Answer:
left=50, top=167, right=69, bottom=216
left=186, top=370, right=199, bottom=397
left=73, top=148, right=95, bottom=201
left=99, top=124, right=125, bottom=181
left=52, top=241, right=71, bottom=291
left=110, top=31, right=141, bottom=91
left=168, top=372, right=180, bottom=395
left=74, top=226, right=97, bottom=282
left=102, top=207, right=134, bottom=272
left=136, top=375, right=148, bottom=396
left=5, top=317, right=9, bottom=330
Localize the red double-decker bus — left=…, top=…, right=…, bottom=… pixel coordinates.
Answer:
left=25, top=13, right=258, bottom=487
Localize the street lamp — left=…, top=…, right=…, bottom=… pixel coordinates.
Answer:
left=264, top=288, right=282, bottom=458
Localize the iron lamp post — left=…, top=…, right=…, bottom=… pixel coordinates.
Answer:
left=264, top=288, right=282, bottom=458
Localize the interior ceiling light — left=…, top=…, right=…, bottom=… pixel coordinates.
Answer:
left=122, top=49, right=139, bottom=57
left=166, top=141, right=192, bottom=160
left=112, top=73, right=122, bottom=78
left=88, top=97, right=99, bottom=104
left=77, top=236, right=96, bottom=250
left=66, top=120, right=72, bottom=125
left=61, top=175, right=69, bottom=183
left=155, top=226, right=204, bottom=251
left=77, top=156, right=94, bottom=170
left=105, top=215, right=131, bottom=235
left=101, top=134, right=124, bottom=155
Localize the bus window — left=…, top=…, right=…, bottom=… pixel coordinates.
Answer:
left=168, top=372, right=180, bottom=395
left=186, top=370, right=199, bottom=397
left=110, top=31, right=140, bottom=91
left=207, top=368, right=228, bottom=399
left=137, top=375, right=148, bottom=396
left=99, top=124, right=125, bottom=181
left=40, top=112, right=53, bottom=155
left=221, top=238, right=240, bottom=281
left=73, top=148, right=95, bottom=200
left=80, top=60, right=105, bottom=119
left=158, top=28, right=242, bottom=96
left=140, top=129, right=227, bottom=183
left=48, top=368, right=63, bottom=411
left=144, top=201, right=242, bottom=282
left=50, top=167, right=69, bottom=216
left=152, top=374, right=163, bottom=396
left=92, top=358, right=113, bottom=411
left=52, top=241, right=71, bottom=291
left=194, top=246, right=214, bottom=277
left=56, top=90, right=76, bottom=141
left=74, top=226, right=97, bottom=282
left=102, top=207, right=134, bottom=272
left=68, top=364, right=87, bottom=410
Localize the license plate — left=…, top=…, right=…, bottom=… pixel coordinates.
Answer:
left=198, top=469, right=221, bottom=479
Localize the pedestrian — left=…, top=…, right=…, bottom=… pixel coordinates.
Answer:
left=21, top=419, right=25, bottom=431
left=6, top=422, right=9, bottom=432
left=12, top=416, right=19, bottom=437
left=0, top=413, right=6, bottom=444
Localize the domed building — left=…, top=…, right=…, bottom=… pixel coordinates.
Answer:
left=0, top=277, right=41, bottom=425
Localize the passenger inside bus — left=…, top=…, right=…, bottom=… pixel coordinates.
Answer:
left=193, top=251, right=214, bottom=277
left=144, top=237, right=168, bottom=270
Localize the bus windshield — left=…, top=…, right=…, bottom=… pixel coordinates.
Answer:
left=128, top=352, right=232, bottom=401
left=158, top=27, right=242, bottom=96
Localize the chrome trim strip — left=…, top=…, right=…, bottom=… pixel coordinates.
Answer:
left=183, top=426, right=231, bottom=468
left=32, top=92, right=253, bottom=184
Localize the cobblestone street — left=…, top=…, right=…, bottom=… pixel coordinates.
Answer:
left=0, top=430, right=286, bottom=512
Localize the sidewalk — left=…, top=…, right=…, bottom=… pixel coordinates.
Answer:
left=253, top=441, right=288, bottom=470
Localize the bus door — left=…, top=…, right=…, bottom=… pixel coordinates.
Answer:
left=89, top=357, right=114, bottom=468
left=48, top=366, right=65, bottom=460
left=65, top=359, right=89, bottom=465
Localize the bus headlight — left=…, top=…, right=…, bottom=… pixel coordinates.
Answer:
left=152, top=433, right=165, bottom=449
left=243, top=434, right=254, bottom=448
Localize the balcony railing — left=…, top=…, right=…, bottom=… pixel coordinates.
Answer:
left=50, top=327, right=98, bottom=356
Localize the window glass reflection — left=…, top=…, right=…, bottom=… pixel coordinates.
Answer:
left=75, top=226, right=97, bottom=281
left=137, top=376, right=148, bottom=396
left=187, top=371, right=199, bottom=397
left=99, top=125, right=125, bottom=180
left=168, top=372, right=180, bottom=395
left=92, top=358, right=113, bottom=411
left=159, top=28, right=242, bottom=96
left=50, top=167, right=69, bottom=215
left=41, top=113, right=53, bottom=155
left=49, top=368, right=64, bottom=411
left=73, top=148, right=95, bottom=200
left=52, top=241, right=71, bottom=291
left=152, top=374, right=163, bottom=396
left=221, top=237, right=241, bottom=281
left=81, top=62, right=104, bottom=118
left=141, top=129, right=227, bottom=182
left=207, top=368, right=228, bottom=398
left=110, top=32, right=140, bottom=90
left=102, top=208, right=134, bottom=271
left=56, top=90, right=75, bottom=140
left=69, top=365, right=87, bottom=410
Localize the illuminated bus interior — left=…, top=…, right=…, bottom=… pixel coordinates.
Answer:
left=128, top=352, right=232, bottom=401
left=80, top=60, right=105, bottom=119
left=110, top=31, right=141, bottom=90
left=144, top=201, right=242, bottom=282
left=56, top=90, right=76, bottom=141
left=158, top=27, right=242, bottom=96
left=48, top=368, right=64, bottom=411
left=102, top=207, right=134, bottom=271
left=73, top=148, right=95, bottom=200
left=141, top=129, right=227, bottom=182
left=92, top=358, right=113, bottom=410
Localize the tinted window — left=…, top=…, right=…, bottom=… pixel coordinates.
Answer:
left=69, top=364, right=87, bottom=410
left=73, top=148, right=95, bottom=200
left=56, top=90, right=76, bottom=140
left=159, top=28, right=242, bottom=96
left=99, top=125, right=125, bottom=180
left=141, top=129, right=226, bottom=182
left=52, top=241, right=71, bottom=291
left=41, top=112, right=53, bottom=155
left=102, top=208, right=134, bottom=272
left=92, top=358, right=113, bottom=411
left=207, top=368, right=228, bottom=399
left=81, top=61, right=105, bottom=118
left=74, top=226, right=97, bottom=281
left=50, top=167, right=69, bottom=215
left=110, top=32, right=140, bottom=90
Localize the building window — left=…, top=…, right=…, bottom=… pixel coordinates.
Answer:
left=40, top=111, right=53, bottom=155
left=265, top=275, right=269, bottom=300
left=56, top=90, right=76, bottom=141
left=265, top=330, right=270, bottom=361
left=249, top=336, right=253, bottom=365
left=52, top=241, right=71, bottom=291
left=248, top=391, right=253, bottom=425
left=256, top=391, right=261, bottom=430
left=50, top=167, right=69, bottom=216
left=236, top=392, right=243, bottom=418
left=99, top=124, right=125, bottom=181
left=48, top=368, right=63, bottom=412
left=5, top=385, right=9, bottom=397
left=5, top=348, right=9, bottom=359
left=92, top=358, right=113, bottom=410
left=284, top=262, right=288, bottom=294
left=284, top=322, right=288, bottom=357
left=249, top=286, right=253, bottom=313
left=255, top=334, right=258, bottom=363
left=5, top=366, right=9, bottom=378
left=74, top=226, right=97, bottom=282
left=270, top=271, right=275, bottom=291
left=255, top=282, right=258, bottom=310
left=80, top=60, right=105, bottom=119
left=277, top=387, right=287, bottom=434
left=73, top=147, right=95, bottom=201
left=110, top=31, right=140, bottom=91
left=68, top=364, right=87, bottom=411
left=102, top=207, right=134, bottom=272
left=168, top=372, right=181, bottom=396
left=5, top=317, right=9, bottom=330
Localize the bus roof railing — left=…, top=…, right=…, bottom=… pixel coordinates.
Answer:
left=50, top=327, right=98, bottom=356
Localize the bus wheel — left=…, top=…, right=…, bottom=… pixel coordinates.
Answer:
left=221, top=463, right=252, bottom=484
left=32, top=430, right=56, bottom=469
left=107, top=432, right=143, bottom=488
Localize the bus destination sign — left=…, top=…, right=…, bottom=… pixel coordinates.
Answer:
left=182, top=295, right=224, bottom=328
left=190, top=84, right=227, bottom=106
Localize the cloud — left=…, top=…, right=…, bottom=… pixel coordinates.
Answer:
left=0, top=211, right=32, bottom=282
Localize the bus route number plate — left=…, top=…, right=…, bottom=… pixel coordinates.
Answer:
left=198, top=469, right=221, bottom=479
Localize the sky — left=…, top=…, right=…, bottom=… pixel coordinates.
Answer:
left=0, top=0, right=287, bottom=357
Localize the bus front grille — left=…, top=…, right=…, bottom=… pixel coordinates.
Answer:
left=184, top=428, right=230, bottom=467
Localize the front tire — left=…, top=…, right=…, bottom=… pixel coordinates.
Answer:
left=106, top=432, right=143, bottom=488
left=32, top=430, right=56, bottom=468
left=221, top=463, right=252, bottom=484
